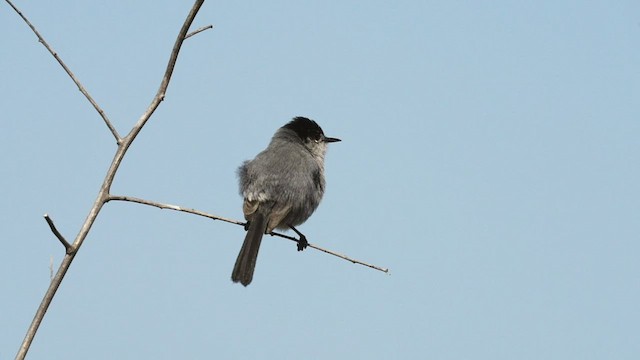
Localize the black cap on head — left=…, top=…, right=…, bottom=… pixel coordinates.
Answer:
left=283, top=117, right=341, bottom=143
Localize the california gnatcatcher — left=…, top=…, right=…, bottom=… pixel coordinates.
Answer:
left=231, top=117, right=340, bottom=286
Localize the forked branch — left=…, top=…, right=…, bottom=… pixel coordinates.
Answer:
left=11, top=1, right=207, bottom=359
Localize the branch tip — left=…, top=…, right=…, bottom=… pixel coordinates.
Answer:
left=5, top=0, right=121, bottom=142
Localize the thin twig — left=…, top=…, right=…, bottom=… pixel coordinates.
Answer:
left=185, top=24, right=214, bottom=39
left=107, top=195, right=389, bottom=273
left=13, top=2, right=206, bottom=359
left=43, top=214, right=71, bottom=252
left=4, top=0, right=122, bottom=144
left=271, top=232, right=390, bottom=273
left=107, top=195, right=244, bottom=225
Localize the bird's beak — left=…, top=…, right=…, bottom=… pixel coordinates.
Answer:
left=324, top=137, right=341, bottom=143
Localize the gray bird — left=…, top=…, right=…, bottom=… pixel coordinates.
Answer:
left=231, top=117, right=340, bottom=286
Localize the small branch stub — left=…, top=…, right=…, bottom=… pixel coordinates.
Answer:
left=43, top=214, right=71, bottom=252
left=185, top=24, right=214, bottom=39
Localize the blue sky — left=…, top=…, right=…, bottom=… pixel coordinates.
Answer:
left=2, top=1, right=639, bottom=359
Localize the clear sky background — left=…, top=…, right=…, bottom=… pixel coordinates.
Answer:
left=2, top=1, right=639, bottom=359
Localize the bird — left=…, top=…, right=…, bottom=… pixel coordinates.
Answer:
left=231, top=117, right=340, bottom=286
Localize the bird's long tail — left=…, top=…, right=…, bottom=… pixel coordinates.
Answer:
left=231, top=213, right=267, bottom=286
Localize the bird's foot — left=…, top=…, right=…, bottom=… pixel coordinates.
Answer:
left=297, top=235, right=308, bottom=251
left=288, top=224, right=309, bottom=251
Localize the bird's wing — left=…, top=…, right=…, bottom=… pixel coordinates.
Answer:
left=265, top=203, right=291, bottom=233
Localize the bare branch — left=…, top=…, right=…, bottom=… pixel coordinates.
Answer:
left=185, top=24, right=214, bottom=39
left=4, top=0, right=122, bottom=144
left=13, top=2, right=206, bottom=359
left=43, top=214, right=71, bottom=252
left=107, top=195, right=389, bottom=273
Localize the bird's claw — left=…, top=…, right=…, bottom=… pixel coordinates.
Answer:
left=297, top=235, right=308, bottom=251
